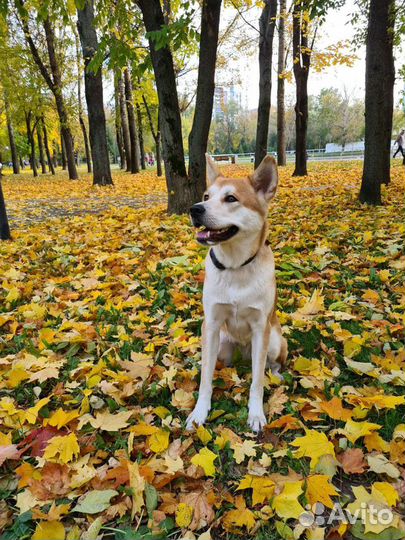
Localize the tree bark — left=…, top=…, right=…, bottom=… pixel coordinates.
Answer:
left=42, top=117, right=55, bottom=175
left=74, top=26, right=92, bottom=173
left=0, top=177, right=11, bottom=240
left=277, top=0, right=286, bottom=166
left=292, top=3, right=310, bottom=177
left=255, top=0, right=277, bottom=168
left=4, top=94, right=20, bottom=174
left=142, top=94, right=163, bottom=177
left=37, top=123, right=47, bottom=174
left=123, top=67, right=140, bottom=174
left=77, top=0, right=113, bottom=186
left=359, top=0, right=395, bottom=204
left=42, top=17, right=78, bottom=179
left=117, top=70, right=131, bottom=172
left=25, top=112, right=38, bottom=177
left=136, top=103, right=146, bottom=169
left=138, top=0, right=194, bottom=214
left=114, top=71, right=125, bottom=169
left=60, top=133, right=67, bottom=169
left=188, top=0, right=222, bottom=199
left=15, top=1, right=78, bottom=178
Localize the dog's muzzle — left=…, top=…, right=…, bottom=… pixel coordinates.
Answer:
left=190, top=203, right=206, bottom=227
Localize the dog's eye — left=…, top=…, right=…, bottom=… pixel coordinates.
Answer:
left=203, top=194, right=209, bottom=201
left=225, top=195, right=238, bottom=203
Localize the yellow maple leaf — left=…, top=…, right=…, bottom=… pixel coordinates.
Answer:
left=88, top=410, right=133, bottom=431
left=131, top=422, right=159, bottom=436
left=222, top=495, right=256, bottom=531
left=44, top=408, right=80, bottom=429
left=319, top=397, right=352, bottom=421
left=127, top=461, right=145, bottom=520
left=343, top=419, right=381, bottom=444
left=290, top=430, right=335, bottom=468
left=272, top=481, right=305, bottom=520
left=297, top=289, right=324, bottom=315
left=237, top=474, right=275, bottom=505
left=148, top=429, right=170, bottom=453
left=43, top=433, right=80, bottom=464
left=372, top=482, right=400, bottom=506
left=196, top=425, right=212, bottom=445
left=32, top=521, right=65, bottom=540
left=175, top=502, right=194, bottom=528
left=190, top=447, right=217, bottom=476
left=306, top=475, right=339, bottom=509
left=364, top=432, right=390, bottom=453
left=231, top=439, right=257, bottom=464
left=23, top=397, right=51, bottom=424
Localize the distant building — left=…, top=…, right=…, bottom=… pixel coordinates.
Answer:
left=325, top=141, right=365, bottom=153
left=213, top=85, right=242, bottom=120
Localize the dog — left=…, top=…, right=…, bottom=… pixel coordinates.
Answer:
left=186, top=154, right=288, bottom=432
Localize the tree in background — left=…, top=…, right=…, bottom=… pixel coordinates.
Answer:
left=255, top=0, right=277, bottom=168
left=77, top=0, right=113, bottom=186
left=0, top=175, right=11, bottom=240
left=188, top=0, right=222, bottom=201
left=15, top=1, right=79, bottom=180
left=359, top=0, right=395, bottom=204
left=277, top=0, right=287, bottom=166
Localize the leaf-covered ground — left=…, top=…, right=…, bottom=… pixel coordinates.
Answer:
left=0, top=162, right=404, bottom=540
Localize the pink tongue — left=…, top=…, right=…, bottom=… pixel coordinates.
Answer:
left=197, top=230, right=211, bottom=241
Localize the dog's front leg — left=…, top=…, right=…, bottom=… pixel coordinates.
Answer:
left=186, top=321, right=220, bottom=430
left=248, top=325, right=270, bottom=432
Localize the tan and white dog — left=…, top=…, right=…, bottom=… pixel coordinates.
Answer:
left=186, top=154, right=287, bottom=432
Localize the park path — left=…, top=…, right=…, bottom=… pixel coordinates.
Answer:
left=6, top=192, right=167, bottom=227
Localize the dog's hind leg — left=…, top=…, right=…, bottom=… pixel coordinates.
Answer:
left=267, top=315, right=288, bottom=377
left=218, top=330, right=236, bottom=367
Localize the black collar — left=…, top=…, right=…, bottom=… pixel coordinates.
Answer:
left=209, top=246, right=259, bottom=271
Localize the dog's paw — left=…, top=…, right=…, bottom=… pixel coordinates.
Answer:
left=186, top=402, right=210, bottom=431
left=248, top=402, right=267, bottom=433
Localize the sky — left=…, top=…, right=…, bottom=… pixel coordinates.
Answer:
left=211, top=0, right=403, bottom=110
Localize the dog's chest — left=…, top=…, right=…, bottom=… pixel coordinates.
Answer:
left=203, top=262, right=275, bottom=342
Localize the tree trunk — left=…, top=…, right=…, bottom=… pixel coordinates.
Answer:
left=61, top=133, right=67, bottom=169
left=254, top=0, right=277, bottom=168
left=136, top=103, right=146, bottom=169
left=114, top=71, right=125, bottom=169
left=43, top=18, right=78, bottom=179
left=0, top=177, right=11, bottom=240
left=142, top=94, right=163, bottom=177
left=277, top=0, right=286, bottom=166
left=359, top=0, right=395, bottom=204
left=77, top=0, right=113, bottom=186
left=74, top=25, right=92, bottom=173
left=138, top=0, right=194, bottom=214
left=156, top=131, right=163, bottom=177
left=118, top=70, right=131, bottom=172
left=188, top=0, right=222, bottom=199
left=42, top=117, right=55, bottom=175
left=37, top=123, right=47, bottom=174
left=292, top=4, right=310, bottom=177
left=16, top=3, right=78, bottom=178
left=25, top=112, right=38, bottom=177
left=123, top=67, right=140, bottom=174
left=79, top=117, right=92, bottom=173
left=4, top=95, right=20, bottom=174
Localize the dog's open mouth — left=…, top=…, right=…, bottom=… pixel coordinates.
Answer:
left=196, top=225, right=239, bottom=244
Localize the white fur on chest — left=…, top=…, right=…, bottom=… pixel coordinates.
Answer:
left=203, top=251, right=276, bottom=343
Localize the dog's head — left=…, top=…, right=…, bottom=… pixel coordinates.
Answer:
left=190, top=154, right=278, bottom=245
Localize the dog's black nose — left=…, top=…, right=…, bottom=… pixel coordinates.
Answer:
left=190, top=204, right=206, bottom=217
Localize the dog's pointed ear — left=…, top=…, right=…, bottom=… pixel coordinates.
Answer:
left=206, top=153, right=220, bottom=186
left=251, top=155, right=278, bottom=202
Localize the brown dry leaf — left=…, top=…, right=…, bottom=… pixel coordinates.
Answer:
left=267, top=387, right=289, bottom=419
left=179, top=491, right=215, bottom=531
left=338, top=448, right=368, bottom=474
